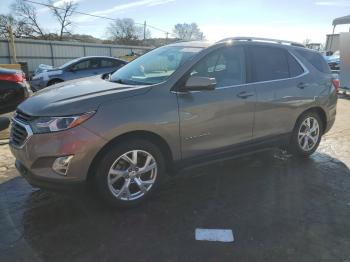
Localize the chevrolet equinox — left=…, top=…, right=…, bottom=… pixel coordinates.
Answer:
left=10, top=37, right=338, bottom=206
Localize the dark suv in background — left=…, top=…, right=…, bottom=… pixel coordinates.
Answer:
left=10, top=37, right=337, bottom=207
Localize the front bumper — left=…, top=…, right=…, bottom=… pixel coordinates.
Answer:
left=16, top=160, right=85, bottom=191
left=10, top=124, right=107, bottom=190
left=29, top=78, right=48, bottom=91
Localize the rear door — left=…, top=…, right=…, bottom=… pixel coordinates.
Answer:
left=177, top=46, right=256, bottom=159
left=247, top=45, right=308, bottom=138
left=64, top=58, right=101, bottom=80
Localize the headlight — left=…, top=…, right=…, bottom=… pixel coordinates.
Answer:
left=30, top=112, right=95, bottom=133
left=32, top=74, right=43, bottom=80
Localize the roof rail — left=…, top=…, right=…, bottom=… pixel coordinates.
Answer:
left=217, top=37, right=305, bottom=47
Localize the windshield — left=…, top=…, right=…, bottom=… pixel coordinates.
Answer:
left=110, top=46, right=203, bottom=85
left=58, top=58, right=82, bottom=69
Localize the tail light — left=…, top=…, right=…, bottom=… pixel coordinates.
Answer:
left=332, top=78, right=340, bottom=91
left=0, top=73, right=25, bottom=83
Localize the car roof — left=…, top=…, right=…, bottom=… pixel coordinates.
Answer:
left=166, top=37, right=309, bottom=51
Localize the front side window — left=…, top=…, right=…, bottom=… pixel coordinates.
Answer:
left=110, top=46, right=203, bottom=85
left=89, top=59, right=101, bottom=69
left=101, top=59, right=117, bottom=68
left=189, top=46, right=246, bottom=87
left=71, top=60, right=90, bottom=71
left=250, top=46, right=289, bottom=82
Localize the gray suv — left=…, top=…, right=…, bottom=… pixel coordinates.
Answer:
left=10, top=37, right=337, bottom=206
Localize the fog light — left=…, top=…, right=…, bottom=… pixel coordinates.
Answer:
left=52, top=155, right=74, bottom=176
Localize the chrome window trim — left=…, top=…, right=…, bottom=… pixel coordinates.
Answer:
left=10, top=118, right=33, bottom=149
left=172, top=49, right=309, bottom=94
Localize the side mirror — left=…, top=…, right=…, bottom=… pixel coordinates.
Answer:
left=102, top=72, right=112, bottom=80
left=185, top=76, right=216, bottom=91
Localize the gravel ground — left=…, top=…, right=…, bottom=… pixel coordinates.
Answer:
left=0, top=97, right=350, bottom=262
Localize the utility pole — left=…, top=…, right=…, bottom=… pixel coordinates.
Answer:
left=143, top=21, right=147, bottom=41
left=8, top=24, right=17, bottom=64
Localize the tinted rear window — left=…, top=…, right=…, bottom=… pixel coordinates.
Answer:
left=288, top=54, right=304, bottom=77
left=296, top=49, right=330, bottom=73
left=249, top=46, right=290, bottom=82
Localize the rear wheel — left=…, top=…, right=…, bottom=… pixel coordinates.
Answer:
left=288, top=111, right=323, bottom=157
left=95, top=139, right=165, bottom=207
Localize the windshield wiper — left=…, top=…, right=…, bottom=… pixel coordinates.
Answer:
left=111, top=78, right=152, bottom=86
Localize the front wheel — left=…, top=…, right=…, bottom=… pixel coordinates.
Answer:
left=288, top=112, right=323, bottom=157
left=95, top=139, right=165, bottom=207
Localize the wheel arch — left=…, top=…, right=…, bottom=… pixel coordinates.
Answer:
left=87, top=130, right=174, bottom=182
left=295, top=106, right=327, bottom=133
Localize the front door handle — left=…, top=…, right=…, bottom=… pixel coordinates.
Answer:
left=237, top=91, right=254, bottom=99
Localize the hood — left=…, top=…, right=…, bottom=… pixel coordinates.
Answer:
left=19, top=76, right=152, bottom=116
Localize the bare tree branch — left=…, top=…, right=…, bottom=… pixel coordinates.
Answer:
left=47, top=0, right=78, bottom=40
left=173, top=23, right=204, bottom=40
left=107, top=18, right=150, bottom=45
left=0, top=14, right=35, bottom=38
left=11, top=0, right=45, bottom=38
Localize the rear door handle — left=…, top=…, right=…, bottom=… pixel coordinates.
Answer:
left=237, top=91, right=254, bottom=99
left=297, top=82, right=307, bottom=89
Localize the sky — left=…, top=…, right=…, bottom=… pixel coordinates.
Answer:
left=1, top=0, right=350, bottom=43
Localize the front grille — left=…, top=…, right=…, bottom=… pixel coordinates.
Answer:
left=10, top=110, right=34, bottom=147
left=10, top=122, right=28, bottom=146
left=15, top=110, right=35, bottom=122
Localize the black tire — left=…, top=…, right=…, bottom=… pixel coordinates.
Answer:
left=288, top=111, right=323, bottom=157
left=94, top=139, right=165, bottom=207
left=47, top=79, right=63, bottom=86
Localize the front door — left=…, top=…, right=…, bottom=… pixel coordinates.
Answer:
left=177, top=46, right=256, bottom=159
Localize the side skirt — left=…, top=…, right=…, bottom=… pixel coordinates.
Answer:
left=171, top=133, right=291, bottom=173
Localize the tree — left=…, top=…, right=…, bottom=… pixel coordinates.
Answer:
left=0, top=14, right=34, bottom=38
left=107, top=18, right=150, bottom=45
left=47, top=0, right=78, bottom=40
left=11, top=0, right=45, bottom=38
left=173, top=23, right=204, bottom=40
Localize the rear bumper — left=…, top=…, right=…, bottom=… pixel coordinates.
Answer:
left=325, top=117, right=336, bottom=134
left=16, top=160, right=86, bottom=191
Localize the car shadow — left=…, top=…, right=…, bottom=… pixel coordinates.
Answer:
left=1, top=150, right=350, bottom=261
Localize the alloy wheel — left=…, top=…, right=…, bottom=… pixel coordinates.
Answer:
left=298, top=117, right=320, bottom=152
left=107, top=150, right=157, bottom=201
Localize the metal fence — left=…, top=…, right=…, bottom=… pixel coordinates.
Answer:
left=0, top=38, right=152, bottom=74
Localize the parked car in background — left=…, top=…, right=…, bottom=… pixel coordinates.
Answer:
left=0, top=67, right=31, bottom=115
left=30, top=56, right=127, bottom=91
left=10, top=38, right=337, bottom=207
left=324, top=50, right=340, bottom=71
left=33, top=64, right=53, bottom=76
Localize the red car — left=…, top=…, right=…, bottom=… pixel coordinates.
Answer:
left=0, top=67, right=31, bottom=115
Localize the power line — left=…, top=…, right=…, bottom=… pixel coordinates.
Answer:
left=23, top=0, right=176, bottom=37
